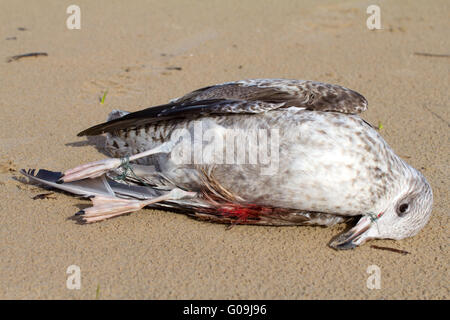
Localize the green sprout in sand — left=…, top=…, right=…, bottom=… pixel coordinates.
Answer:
left=378, top=121, right=384, bottom=130
left=100, top=90, right=108, bottom=104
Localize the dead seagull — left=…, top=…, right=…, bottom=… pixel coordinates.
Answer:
left=21, top=79, right=433, bottom=249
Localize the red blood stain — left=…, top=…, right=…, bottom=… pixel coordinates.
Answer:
left=217, top=204, right=273, bottom=222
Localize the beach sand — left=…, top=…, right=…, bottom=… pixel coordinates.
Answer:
left=0, top=0, right=448, bottom=299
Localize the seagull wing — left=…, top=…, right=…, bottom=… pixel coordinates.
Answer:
left=172, top=79, right=367, bottom=113
left=78, top=79, right=367, bottom=136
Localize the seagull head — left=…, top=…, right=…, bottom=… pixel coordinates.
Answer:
left=330, top=167, right=433, bottom=250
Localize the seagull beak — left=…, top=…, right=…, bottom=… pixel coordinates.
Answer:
left=330, top=216, right=373, bottom=250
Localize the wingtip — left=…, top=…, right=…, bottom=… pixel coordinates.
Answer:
left=77, top=126, right=100, bottom=136
left=77, top=128, right=97, bottom=137
left=76, top=122, right=109, bottom=136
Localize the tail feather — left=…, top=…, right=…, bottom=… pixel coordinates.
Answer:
left=20, top=169, right=163, bottom=200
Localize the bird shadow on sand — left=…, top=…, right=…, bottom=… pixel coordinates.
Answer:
left=65, top=135, right=109, bottom=157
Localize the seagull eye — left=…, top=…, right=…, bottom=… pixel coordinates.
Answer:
left=397, top=203, right=409, bottom=216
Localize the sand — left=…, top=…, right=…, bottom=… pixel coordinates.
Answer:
left=0, top=0, right=448, bottom=299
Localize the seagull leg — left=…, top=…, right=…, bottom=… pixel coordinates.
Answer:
left=59, top=142, right=173, bottom=183
left=78, top=188, right=197, bottom=223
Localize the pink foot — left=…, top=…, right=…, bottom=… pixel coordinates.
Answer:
left=76, top=188, right=197, bottom=223
left=58, top=158, right=122, bottom=183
